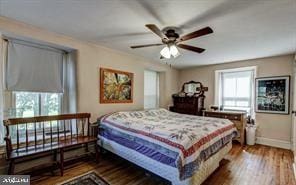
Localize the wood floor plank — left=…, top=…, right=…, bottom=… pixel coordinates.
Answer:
left=31, top=144, right=296, bottom=185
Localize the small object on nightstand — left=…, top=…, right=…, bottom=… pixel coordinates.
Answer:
left=246, top=115, right=255, bottom=125
left=210, top=105, right=219, bottom=111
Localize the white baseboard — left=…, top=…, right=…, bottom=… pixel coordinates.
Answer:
left=256, top=137, right=291, bottom=150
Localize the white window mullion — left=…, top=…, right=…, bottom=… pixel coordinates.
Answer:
left=38, top=93, right=42, bottom=116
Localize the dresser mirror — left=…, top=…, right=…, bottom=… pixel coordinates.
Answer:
left=182, top=81, right=206, bottom=95
left=184, top=83, right=200, bottom=94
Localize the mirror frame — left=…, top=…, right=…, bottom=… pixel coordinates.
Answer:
left=181, top=81, right=206, bottom=96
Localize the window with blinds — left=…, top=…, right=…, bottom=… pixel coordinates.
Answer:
left=144, top=70, right=159, bottom=109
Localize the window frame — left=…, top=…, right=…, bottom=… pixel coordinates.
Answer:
left=215, top=66, right=257, bottom=116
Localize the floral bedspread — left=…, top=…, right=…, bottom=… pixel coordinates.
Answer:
left=99, top=109, right=237, bottom=180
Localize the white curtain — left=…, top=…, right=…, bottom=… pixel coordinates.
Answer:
left=62, top=51, right=78, bottom=134
left=62, top=51, right=77, bottom=114
left=0, top=39, right=6, bottom=144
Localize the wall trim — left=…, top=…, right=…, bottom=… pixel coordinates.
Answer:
left=256, top=137, right=291, bottom=150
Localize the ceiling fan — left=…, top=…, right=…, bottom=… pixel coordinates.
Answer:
left=130, top=24, right=213, bottom=59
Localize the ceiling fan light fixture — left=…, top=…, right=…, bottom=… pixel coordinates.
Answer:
left=160, top=46, right=171, bottom=59
left=170, top=45, right=180, bottom=58
left=131, top=24, right=212, bottom=59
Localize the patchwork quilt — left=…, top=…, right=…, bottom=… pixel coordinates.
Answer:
left=99, top=109, right=237, bottom=180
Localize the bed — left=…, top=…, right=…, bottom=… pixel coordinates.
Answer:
left=98, top=108, right=237, bottom=185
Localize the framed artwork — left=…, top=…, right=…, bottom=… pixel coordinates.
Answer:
left=100, top=68, right=133, bottom=103
left=255, top=76, right=290, bottom=114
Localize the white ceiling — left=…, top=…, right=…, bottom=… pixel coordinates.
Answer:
left=0, top=0, right=295, bottom=68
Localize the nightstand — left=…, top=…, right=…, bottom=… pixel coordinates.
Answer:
left=203, top=110, right=247, bottom=145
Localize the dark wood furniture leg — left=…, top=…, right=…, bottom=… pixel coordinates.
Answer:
left=51, top=150, right=58, bottom=175
left=60, top=148, right=64, bottom=176
left=94, top=141, right=99, bottom=162
left=53, top=150, right=57, bottom=162
left=8, top=159, right=15, bottom=175
left=85, top=143, right=89, bottom=152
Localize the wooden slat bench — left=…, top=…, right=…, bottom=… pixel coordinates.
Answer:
left=3, top=113, right=99, bottom=176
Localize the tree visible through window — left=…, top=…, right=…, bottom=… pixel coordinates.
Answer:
left=15, top=92, right=61, bottom=118
left=13, top=92, right=61, bottom=131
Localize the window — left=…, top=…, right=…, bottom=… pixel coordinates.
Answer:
left=1, top=38, right=77, bottom=144
left=12, top=92, right=62, bottom=131
left=14, top=92, right=61, bottom=118
left=215, top=67, right=256, bottom=115
left=144, top=70, right=159, bottom=109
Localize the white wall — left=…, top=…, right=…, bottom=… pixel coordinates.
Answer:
left=0, top=16, right=179, bottom=172
left=0, top=16, right=179, bottom=123
left=179, top=55, right=294, bottom=145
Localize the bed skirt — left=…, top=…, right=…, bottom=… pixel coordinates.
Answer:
left=98, top=137, right=232, bottom=185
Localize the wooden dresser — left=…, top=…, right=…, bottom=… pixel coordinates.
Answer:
left=169, top=81, right=207, bottom=116
left=203, top=110, right=247, bottom=145
left=170, top=96, right=205, bottom=116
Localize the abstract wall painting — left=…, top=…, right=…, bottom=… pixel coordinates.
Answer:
left=255, top=76, right=290, bottom=114
left=100, top=68, right=133, bottom=103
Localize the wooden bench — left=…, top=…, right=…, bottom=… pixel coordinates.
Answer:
left=4, top=113, right=99, bottom=176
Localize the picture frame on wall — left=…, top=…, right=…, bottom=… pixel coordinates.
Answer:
left=255, top=76, right=290, bottom=114
left=100, top=68, right=133, bottom=103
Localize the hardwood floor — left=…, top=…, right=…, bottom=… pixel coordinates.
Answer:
left=31, top=144, right=295, bottom=185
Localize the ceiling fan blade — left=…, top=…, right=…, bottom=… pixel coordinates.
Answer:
left=179, top=27, right=213, bottom=42
left=145, top=24, right=168, bottom=40
left=130, top=43, right=164, bottom=49
left=178, top=44, right=205, bottom=53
